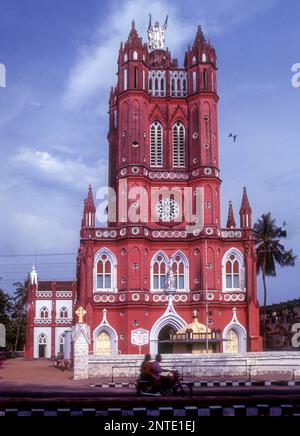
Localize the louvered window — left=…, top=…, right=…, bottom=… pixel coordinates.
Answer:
left=150, top=121, right=163, bottom=167
left=173, top=122, right=185, bottom=167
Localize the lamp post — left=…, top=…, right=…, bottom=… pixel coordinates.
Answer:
left=164, top=256, right=177, bottom=308
left=205, top=240, right=209, bottom=353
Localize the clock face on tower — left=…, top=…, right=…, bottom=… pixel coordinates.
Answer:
left=156, top=198, right=180, bottom=221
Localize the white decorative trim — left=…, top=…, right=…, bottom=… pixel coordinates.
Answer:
left=221, top=230, right=242, bottom=239
left=93, top=294, right=116, bottom=303
left=224, top=293, right=245, bottom=302
left=204, top=167, right=212, bottom=176
left=34, top=319, right=51, bottom=325
left=36, top=291, right=52, bottom=298
left=56, top=291, right=72, bottom=298
left=223, top=308, right=247, bottom=353
left=95, top=230, right=117, bottom=238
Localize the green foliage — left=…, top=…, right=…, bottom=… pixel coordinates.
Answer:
left=254, top=213, right=296, bottom=279
left=0, top=281, right=28, bottom=351
left=253, top=213, right=296, bottom=346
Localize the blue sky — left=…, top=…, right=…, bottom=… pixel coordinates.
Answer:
left=0, top=0, right=299, bottom=304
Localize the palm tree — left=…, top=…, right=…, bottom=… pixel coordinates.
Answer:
left=253, top=213, right=296, bottom=346
left=12, top=281, right=28, bottom=353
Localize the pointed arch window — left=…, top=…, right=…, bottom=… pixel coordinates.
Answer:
left=226, top=255, right=240, bottom=289
left=151, top=251, right=189, bottom=292
left=134, top=66, right=138, bottom=89
left=222, top=250, right=245, bottom=291
left=124, top=69, right=128, bottom=91
left=94, top=249, right=117, bottom=292
left=38, top=333, right=47, bottom=345
left=172, top=252, right=189, bottom=290
left=203, top=69, right=208, bottom=90
left=133, top=50, right=138, bottom=60
left=150, top=121, right=163, bottom=167
left=193, top=71, right=197, bottom=93
left=60, top=307, right=68, bottom=319
left=151, top=253, right=168, bottom=291
left=173, top=122, right=185, bottom=168
left=40, top=307, right=49, bottom=319
left=113, top=110, right=118, bottom=129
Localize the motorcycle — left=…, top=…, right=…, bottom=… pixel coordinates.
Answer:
left=136, top=370, right=192, bottom=396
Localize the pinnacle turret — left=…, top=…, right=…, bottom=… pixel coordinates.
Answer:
left=193, top=25, right=206, bottom=49
left=239, top=187, right=252, bottom=228
left=226, top=201, right=237, bottom=229
left=82, top=185, right=96, bottom=229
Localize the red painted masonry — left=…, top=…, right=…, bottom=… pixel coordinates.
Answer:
left=25, top=21, right=262, bottom=359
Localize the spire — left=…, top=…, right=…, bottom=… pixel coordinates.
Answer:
left=127, top=20, right=142, bottom=46
left=86, top=184, right=96, bottom=213
left=226, top=201, right=237, bottom=229
left=239, top=187, right=252, bottom=228
left=193, top=25, right=206, bottom=49
left=240, top=187, right=251, bottom=211
left=82, top=185, right=95, bottom=228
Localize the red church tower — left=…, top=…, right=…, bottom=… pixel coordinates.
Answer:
left=76, top=19, right=262, bottom=356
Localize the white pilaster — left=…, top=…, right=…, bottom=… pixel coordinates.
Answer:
left=73, top=323, right=90, bottom=380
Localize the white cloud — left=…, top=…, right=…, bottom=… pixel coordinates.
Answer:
left=63, top=0, right=186, bottom=109
left=14, top=147, right=107, bottom=192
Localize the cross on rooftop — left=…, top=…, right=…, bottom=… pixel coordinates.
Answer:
left=75, top=307, right=87, bottom=324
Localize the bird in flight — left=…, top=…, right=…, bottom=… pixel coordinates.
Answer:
left=228, top=133, right=237, bottom=142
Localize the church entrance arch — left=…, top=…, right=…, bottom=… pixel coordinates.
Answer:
left=158, top=324, right=175, bottom=354
left=150, top=314, right=186, bottom=355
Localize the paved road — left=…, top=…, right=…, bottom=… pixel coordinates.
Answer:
left=1, top=385, right=300, bottom=409
left=1, top=359, right=300, bottom=411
